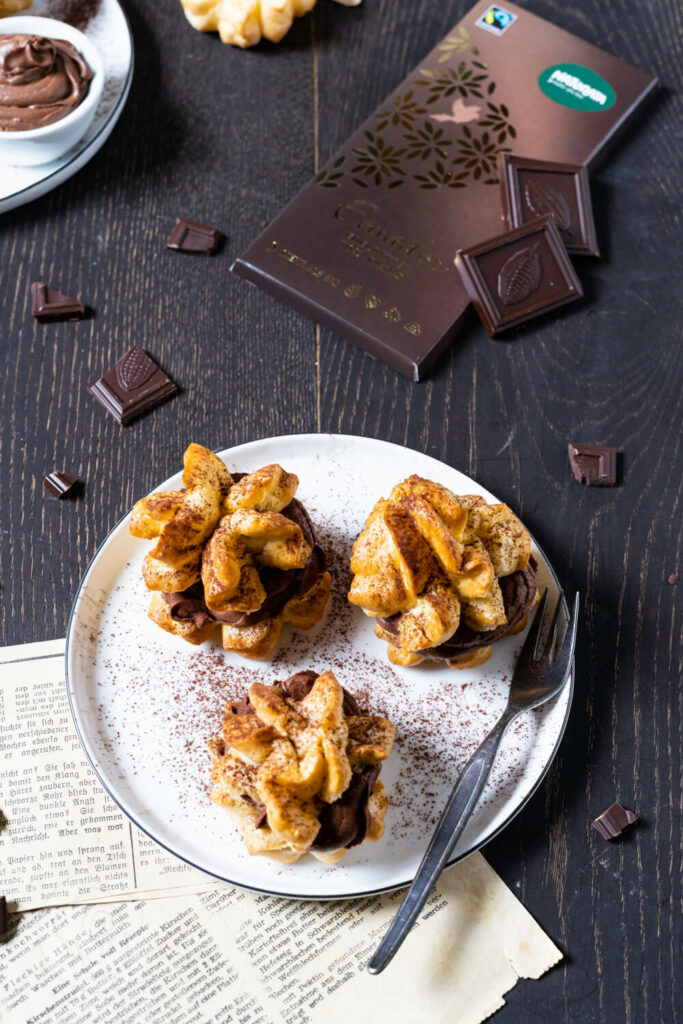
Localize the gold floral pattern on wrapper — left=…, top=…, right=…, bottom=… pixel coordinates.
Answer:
left=315, top=52, right=516, bottom=193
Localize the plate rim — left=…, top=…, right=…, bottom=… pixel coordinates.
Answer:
left=0, top=0, right=134, bottom=214
left=65, top=432, right=574, bottom=901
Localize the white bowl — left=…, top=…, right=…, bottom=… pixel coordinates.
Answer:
left=0, top=16, right=104, bottom=166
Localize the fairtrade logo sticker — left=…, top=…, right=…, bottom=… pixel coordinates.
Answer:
left=538, top=64, right=616, bottom=111
left=475, top=6, right=517, bottom=35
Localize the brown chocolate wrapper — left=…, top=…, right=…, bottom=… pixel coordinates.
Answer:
left=232, top=0, right=656, bottom=380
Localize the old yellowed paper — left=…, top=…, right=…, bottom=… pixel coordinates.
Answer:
left=193, top=858, right=562, bottom=1023
left=0, top=860, right=561, bottom=1024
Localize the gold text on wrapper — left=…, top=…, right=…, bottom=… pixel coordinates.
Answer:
left=334, top=200, right=451, bottom=274
left=265, top=238, right=423, bottom=337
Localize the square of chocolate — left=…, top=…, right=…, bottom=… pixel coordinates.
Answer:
left=568, top=443, right=618, bottom=486
left=455, top=215, right=583, bottom=336
left=499, top=154, right=599, bottom=257
left=166, top=217, right=221, bottom=255
left=89, top=346, right=179, bottom=426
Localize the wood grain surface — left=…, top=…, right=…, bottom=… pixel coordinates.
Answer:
left=0, top=1, right=680, bottom=1020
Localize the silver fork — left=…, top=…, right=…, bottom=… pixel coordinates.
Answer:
left=367, top=588, right=579, bottom=975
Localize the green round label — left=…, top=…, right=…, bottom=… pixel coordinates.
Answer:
left=538, top=63, right=616, bottom=112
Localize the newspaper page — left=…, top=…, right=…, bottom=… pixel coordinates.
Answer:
left=0, top=856, right=562, bottom=1024
left=0, top=640, right=224, bottom=911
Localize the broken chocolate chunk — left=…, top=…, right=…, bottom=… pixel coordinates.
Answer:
left=592, top=802, right=638, bottom=840
left=166, top=217, right=222, bottom=255
left=568, top=443, right=618, bottom=486
left=667, top=572, right=679, bottom=585
left=43, top=471, right=79, bottom=499
left=31, top=282, right=85, bottom=323
left=89, top=346, right=179, bottom=426
left=0, top=896, right=7, bottom=936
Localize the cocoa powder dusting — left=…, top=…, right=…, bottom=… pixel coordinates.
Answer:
left=89, top=457, right=564, bottom=879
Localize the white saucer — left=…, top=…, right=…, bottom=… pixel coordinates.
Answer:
left=0, top=0, right=133, bottom=214
left=66, top=434, right=573, bottom=899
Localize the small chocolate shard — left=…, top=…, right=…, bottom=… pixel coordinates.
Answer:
left=667, top=572, right=679, bottom=585
left=568, top=443, right=618, bottom=486
left=89, top=346, right=178, bottom=426
left=0, top=896, right=7, bottom=936
left=44, top=471, right=79, bottom=499
left=166, top=217, right=221, bottom=255
left=592, top=802, right=638, bottom=840
left=31, top=282, right=85, bottom=323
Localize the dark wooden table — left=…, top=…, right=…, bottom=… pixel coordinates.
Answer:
left=1, top=1, right=680, bottom=1020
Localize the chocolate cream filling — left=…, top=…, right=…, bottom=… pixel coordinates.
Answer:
left=0, top=34, right=92, bottom=131
left=161, top=491, right=327, bottom=631
left=230, top=671, right=379, bottom=851
left=378, top=557, right=537, bottom=663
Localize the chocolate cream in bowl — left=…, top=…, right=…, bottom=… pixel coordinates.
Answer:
left=0, top=34, right=92, bottom=131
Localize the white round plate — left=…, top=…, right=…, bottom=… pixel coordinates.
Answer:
left=66, top=434, right=573, bottom=899
left=0, top=0, right=133, bottom=214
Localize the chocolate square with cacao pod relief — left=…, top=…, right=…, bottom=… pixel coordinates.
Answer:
left=455, top=215, right=583, bottom=336
left=499, top=154, right=599, bottom=258
left=89, top=346, right=179, bottom=426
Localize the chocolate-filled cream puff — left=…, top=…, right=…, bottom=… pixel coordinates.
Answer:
left=208, top=670, right=395, bottom=863
left=348, top=476, right=537, bottom=668
left=130, top=444, right=331, bottom=659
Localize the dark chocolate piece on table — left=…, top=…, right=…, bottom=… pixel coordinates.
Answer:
left=455, top=216, right=583, bottom=337
left=166, top=217, right=222, bottom=255
left=592, top=802, right=639, bottom=840
left=31, top=282, right=85, bottom=323
left=499, top=154, right=600, bottom=258
left=89, top=346, right=179, bottom=426
left=0, top=896, right=7, bottom=936
left=44, top=471, right=79, bottom=499
left=568, top=443, right=618, bottom=486
left=667, top=572, right=679, bottom=585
